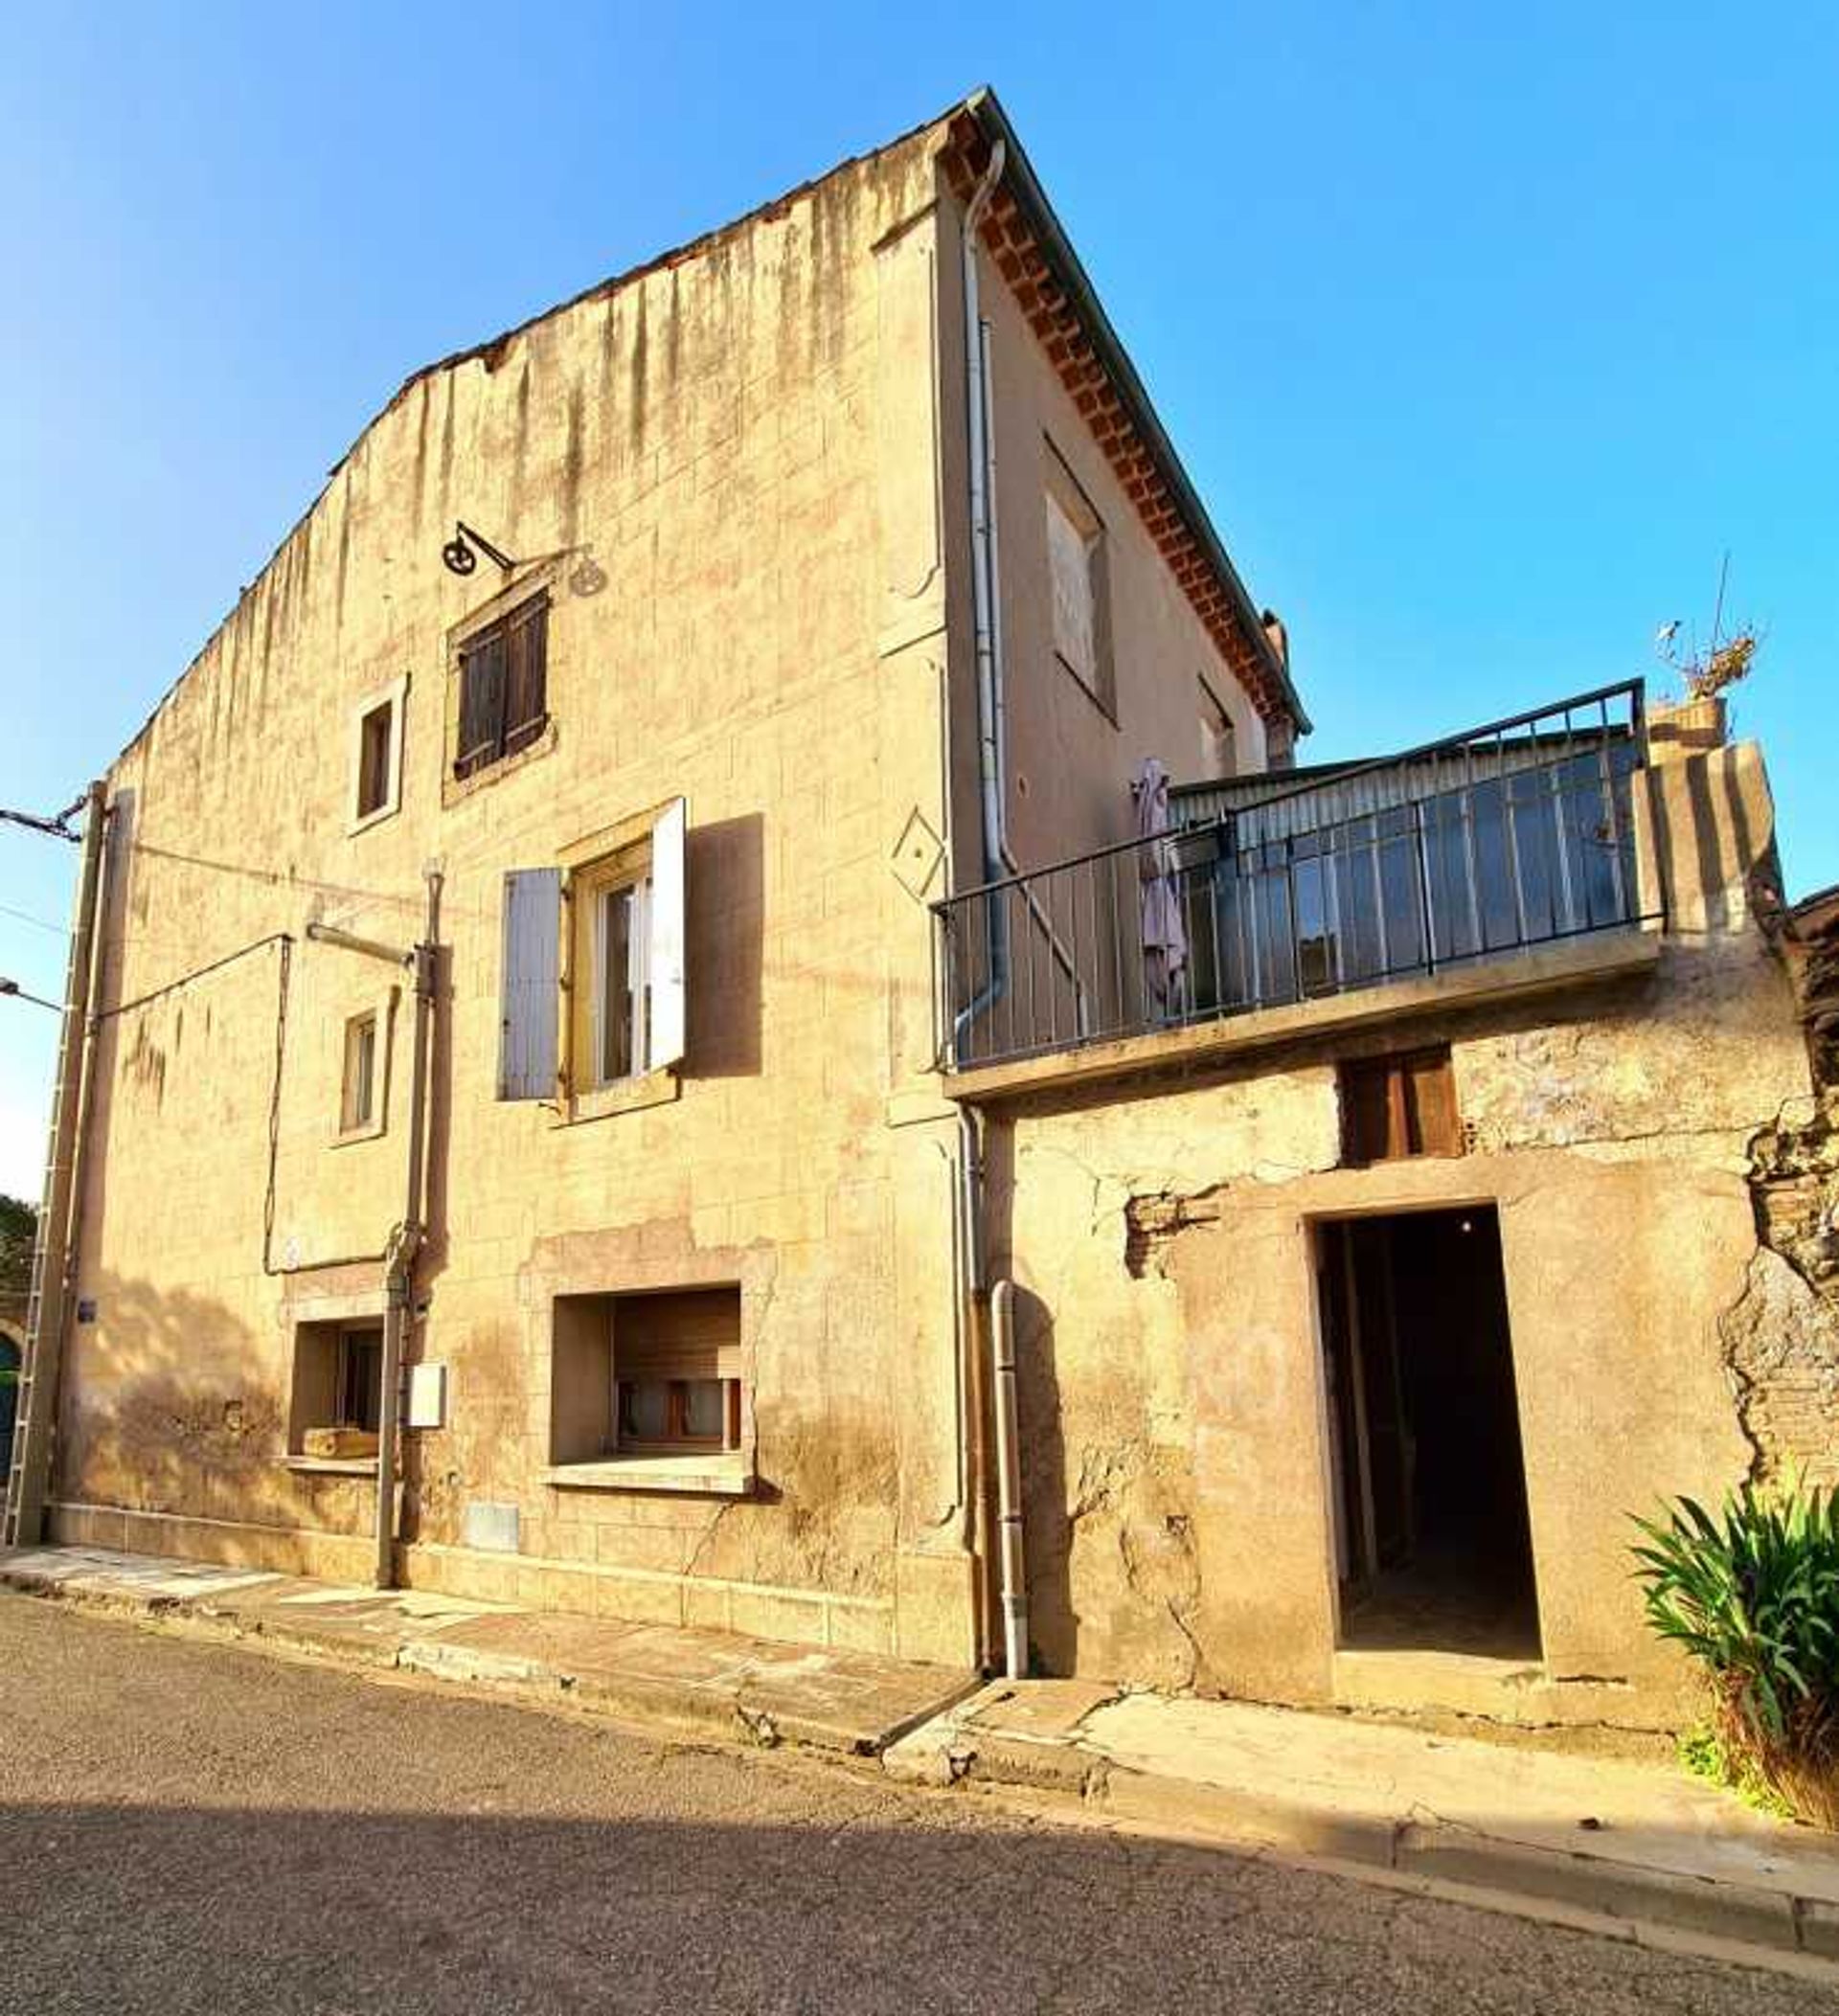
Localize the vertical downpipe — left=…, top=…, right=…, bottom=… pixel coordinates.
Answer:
left=375, top=869, right=441, bottom=1590
left=991, top=1278, right=1029, bottom=1678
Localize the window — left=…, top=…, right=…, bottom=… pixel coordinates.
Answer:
left=456, top=592, right=549, bottom=780
left=1340, top=1047, right=1462, bottom=1165
left=1044, top=441, right=1113, bottom=714
left=582, top=860, right=650, bottom=1089
left=1200, top=678, right=1238, bottom=778
left=348, top=674, right=406, bottom=831
left=356, top=704, right=393, bottom=819
left=340, top=1011, right=378, bottom=1133
left=551, top=1287, right=743, bottom=1467
left=287, top=1319, right=384, bottom=1457
left=498, top=799, right=688, bottom=1109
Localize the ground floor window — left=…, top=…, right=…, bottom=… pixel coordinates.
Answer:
left=551, top=1286, right=742, bottom=1465
left=288, top=1320, right=384, bottom=1456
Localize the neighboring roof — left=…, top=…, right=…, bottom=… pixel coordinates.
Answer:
left=115, top=88, right=1302, bottom=769
left=948, top=89, right=1307, bottom=736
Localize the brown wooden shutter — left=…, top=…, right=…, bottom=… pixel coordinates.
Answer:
left=505, top=596, right=549, bottom=750
left=1340, top=1048, right=1459, bottom=1163
left=457, top=627, right=508, bottom=777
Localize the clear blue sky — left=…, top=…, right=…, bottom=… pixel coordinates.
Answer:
left=2, top=4, right=1834, bottom=1194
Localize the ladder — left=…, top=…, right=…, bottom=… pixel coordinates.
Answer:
left=3, top=785, right=106, bottom=1550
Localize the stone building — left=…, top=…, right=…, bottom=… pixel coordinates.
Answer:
left=9, top=91, right=1832, bottom=1725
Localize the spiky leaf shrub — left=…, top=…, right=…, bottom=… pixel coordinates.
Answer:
left=1632, top=1483, right=1839, bottom=1829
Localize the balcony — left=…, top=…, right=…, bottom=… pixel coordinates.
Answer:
left=934, top=681, right=1657, bottom=1078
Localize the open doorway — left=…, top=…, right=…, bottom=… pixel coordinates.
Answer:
left=1316, top=1205, right=1540, bottom=1659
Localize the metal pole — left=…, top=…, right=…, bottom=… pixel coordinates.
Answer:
left=374, top=869, right=441, bottom=1590
left=5, top=781, right=107, bottom=1548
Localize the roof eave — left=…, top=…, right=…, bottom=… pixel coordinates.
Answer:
left=963, top=87, right=1310, bottom=737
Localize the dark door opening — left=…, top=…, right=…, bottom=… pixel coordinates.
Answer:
left=1317, top=1205, right=1540, bottom=1659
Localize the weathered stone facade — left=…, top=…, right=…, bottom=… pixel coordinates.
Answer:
left=34, top=93, right=1829, bottom=1730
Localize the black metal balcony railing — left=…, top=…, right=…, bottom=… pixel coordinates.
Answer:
left=934, top=681, right=1651, bottom=1072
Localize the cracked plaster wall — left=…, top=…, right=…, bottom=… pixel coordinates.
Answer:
left=989, top=847, right=1820, bottom=1723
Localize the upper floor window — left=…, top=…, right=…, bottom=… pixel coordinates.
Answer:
left=1044, top=440, right=1114, bottom=717
left=456, top=592, right=549, bottom=781
left=1199, top=678, right=1238, bottom=778
left=340, top=1010, right=379, bottom=1134
left=497, top=799, right=688, bottom=1119
left=348, top=674, right=406, bottom=832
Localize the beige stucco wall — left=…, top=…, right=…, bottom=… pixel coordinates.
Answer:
left=984, top=743, right=1818, bottom=1726
left=54, top=125, right=986, bottom=1661
left=942, top=196, right=1272, bottom=894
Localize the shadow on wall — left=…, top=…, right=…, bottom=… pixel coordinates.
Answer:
left=686, top=813, right=764, bottom=1079
left=55, top=1271, right=369, bottom=1537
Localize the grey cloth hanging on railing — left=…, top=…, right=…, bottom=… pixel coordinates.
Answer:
left=1135, top=757, right=1188, bottom=1016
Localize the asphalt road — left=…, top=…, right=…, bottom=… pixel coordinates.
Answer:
left=0, top=1596, right=1828, bottom=2016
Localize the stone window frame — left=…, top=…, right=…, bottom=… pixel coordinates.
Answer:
left=532, top=1243, right=765, bottom=1501
left=347, top=672, right=408, bottom=835
left=442, top=561, right=563, bottom=809
left=331, top=985, right=397, bottom=1147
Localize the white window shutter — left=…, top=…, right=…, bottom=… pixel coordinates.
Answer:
left=499, top=868, right=561, bottom=1099
left=647, top=798, right=687, bottom=1072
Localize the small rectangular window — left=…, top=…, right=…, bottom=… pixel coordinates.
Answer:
left=1340, top=1047, right=1461, bottom=1165
left=340, top=1011, right=379, bottom=1133
left=287, top=1318, right=384, bottom=1456
left=1200, top=678, right=1237, bottom=777
left=1044, top=441, right=1113, bottom=714
left=456, top=592, right=549, bottom=780
left=348, top=675, right=405, bottom=830
left=356, top=702, right=393, bottom=819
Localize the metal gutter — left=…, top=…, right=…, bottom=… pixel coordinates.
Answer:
left=961, top=86, right=1311, bottom=737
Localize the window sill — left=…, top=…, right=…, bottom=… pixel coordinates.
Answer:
left=538, top=1456, right=754, bottom=1498
left=281, top=1456, right=378, bottom=1479
left=443, top=717, right=557, bottom=808
left=554, top=1068, right=680, bottom=1128
left=346, top=800, right=400, bottom=840
left=329, top=1121, right=388, bottom=1149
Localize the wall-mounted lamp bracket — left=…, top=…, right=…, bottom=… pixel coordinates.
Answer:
left=442, top=521, right=518, bottom=578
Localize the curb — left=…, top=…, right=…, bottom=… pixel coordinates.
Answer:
left=0, top=1558, right=963, bottom=1760
left=887, top=1725, right=1839, bottom=1983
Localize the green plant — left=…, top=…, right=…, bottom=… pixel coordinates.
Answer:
left=1631, top=1482, right=1839, bottom=1829
left=1677, top=1723, right=1795, bottom=1822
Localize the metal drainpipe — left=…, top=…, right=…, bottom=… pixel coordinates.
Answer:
left=951, top=142, right=1034, bottom=1677
left=375, top=869, right=441, bottom=1591
left=989, top=1279, right=1028, bottom=1678
left=952, top=135, right=1011, bottom=1062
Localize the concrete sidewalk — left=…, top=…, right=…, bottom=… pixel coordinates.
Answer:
left=0, top=1545, right=975, bottom=1755
left=886, top=1678, right=1839, bottom=1975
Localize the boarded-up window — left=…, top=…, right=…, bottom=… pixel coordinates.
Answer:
left=499, top=867, right=561, bottom=1099
left=456, top=592, right=549, bottom=780
left=1340, top=1048, right=1461, bottom=1164
left=1044, top=441, right=1112, bottom=714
